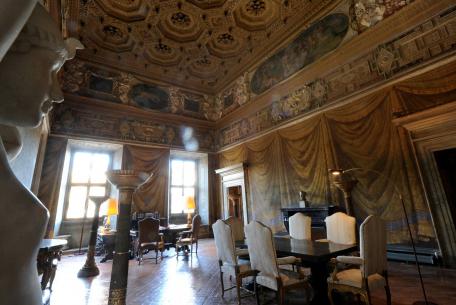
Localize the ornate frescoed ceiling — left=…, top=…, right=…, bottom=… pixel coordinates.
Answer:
left=63, top=0, right=341, bottom=94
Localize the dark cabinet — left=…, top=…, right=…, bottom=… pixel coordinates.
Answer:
left=281, top=205, right=341, bottom=232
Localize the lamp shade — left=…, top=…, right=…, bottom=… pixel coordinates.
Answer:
left=185, top=196, right=196, bottom=210
left=106, top=198, right=118, bottom=216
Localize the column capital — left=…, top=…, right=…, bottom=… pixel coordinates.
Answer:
left=106, top=170, right=150, bottom=190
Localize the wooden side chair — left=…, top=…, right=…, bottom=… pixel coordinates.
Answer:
left=323, top=212, right=357, bottom=244
left=245, top=221, right=312, bottom=305
left=137, top=218, right=164, bottom=264
left=288, top=213, right=311, bottom=240
left=225, top=216, right=245, bottom=242
left=327, top=215, right=391, bottom=305
left=176, top=214, right=201, bottom=259
left=213, top=219, right=256, bottom=304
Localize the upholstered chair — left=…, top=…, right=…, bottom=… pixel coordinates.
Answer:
left=213, top=220, right=256, bottom=304
left=327, top=215, right=391, bottom=305
left=323, top=212, right=357, bottom=244
left=176, top=214, right=201, bottom=259
left=225, top=216, right=245, bottom=242
left=137, top=218, right=164, bottom=264
left=289, top=213, right=312, bottom=240
left=245, top=221, right=312, bottom=305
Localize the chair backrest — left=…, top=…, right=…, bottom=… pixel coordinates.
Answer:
left=225, top=216, right=245, bottom=241
left=191, top=214, right=202, bottom=239
left=360, top=215, right=387, bottom=277
left=325, top=212, right=356, bottom=244
left=212, top=219, right=237, bottom=265
left=245, top=221, right=279, bottom=278
left=138, top=217, right=160, bottom=244
left=289, top=213, right=311, bottom=240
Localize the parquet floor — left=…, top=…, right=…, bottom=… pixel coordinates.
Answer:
left=48, top=239, right=455, bottom=305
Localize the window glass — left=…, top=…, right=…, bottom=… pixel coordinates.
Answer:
left=71, top=152, right=91, bottom=183
left=170, top=159, right=197, bottom=214
left=183, top=161, right=195, bottom=186
left=65, top=150, right=111, bottom=219
left=171, top=160, right=183, bottom=185
left=66, top=186, right=87, bottom=219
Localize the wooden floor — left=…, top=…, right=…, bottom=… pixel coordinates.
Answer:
left=47, top=239, right=455, bottom=305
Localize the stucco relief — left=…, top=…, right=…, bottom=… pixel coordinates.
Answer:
left=350, top=0, right=414, bottom=32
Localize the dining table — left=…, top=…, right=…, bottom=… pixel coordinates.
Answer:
left=237, top=236, right=357, bottom=305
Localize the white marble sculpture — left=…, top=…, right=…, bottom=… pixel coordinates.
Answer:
left=0, top=3, right=82, bottom=305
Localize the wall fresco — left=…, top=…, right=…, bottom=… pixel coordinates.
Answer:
left=129, top=84, right=170, bottom=110
left=51, top=103, right=216, bottom=151
left=61, top=60, right=219, bottom=120
left=221, top=6, right=456, bottom=148
left=250, top=13, right=349, bottom=95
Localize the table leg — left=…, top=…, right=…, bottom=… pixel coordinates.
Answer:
left=310, top=262, right=330, bottom=305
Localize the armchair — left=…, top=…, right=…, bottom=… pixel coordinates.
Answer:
left=245, top=221, right=312, bottom=305
left=176, top=214, right=201, bottom=259
left=319, top=212, right=356, bottom=244
left=327, top=215, right=391, bottom=305
left=288, top=213, right=311, bottom=240
left=213, top=219, right=256, bottom=304
left=137, top=218, right=164, bottom=264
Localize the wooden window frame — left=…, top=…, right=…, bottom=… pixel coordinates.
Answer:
left=169, top=157, right=198, bottom=215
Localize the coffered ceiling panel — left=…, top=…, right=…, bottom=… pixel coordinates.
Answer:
left=64, top=0, right=339, bottom=94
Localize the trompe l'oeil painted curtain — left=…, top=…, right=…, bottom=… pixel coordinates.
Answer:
left=122, top=145, right=169, bottom=216
left=219, top=89, right=435, bottom=244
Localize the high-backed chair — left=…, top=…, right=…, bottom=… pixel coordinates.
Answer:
left=245, top=221, right=312, bottom=305
left=327, top=215, right=391, bottom=305
left=289, top=213, right=311, bottom=240
left=137, top=218, right=164, bottom=264
left=324, top=212, right=356, bottom=244
left=225, top=216, right=245, bottom=242
left=213, top=220, right=256, bottom=304
left=176, top=214, right=201, bottom=259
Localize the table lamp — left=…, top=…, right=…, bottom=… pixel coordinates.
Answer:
left=185, top=196, right=196, bottom=226
left=105, top=198, right=118, bottom=231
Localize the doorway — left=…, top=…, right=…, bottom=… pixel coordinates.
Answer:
left=434, top=148, right=456, bottom=233
left=227, top=186, right=243, bottom=221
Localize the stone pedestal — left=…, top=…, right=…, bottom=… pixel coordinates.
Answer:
left=77, top=195, right=109, bottom=278
left=106, top=170, right=149, bottom=305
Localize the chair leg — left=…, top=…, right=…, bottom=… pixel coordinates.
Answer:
left=138, top=249, right=142, bottom=265
left=327, top=286, right=334, bottom=305
left=277, top=289, right=284, bottom=305
left=155, top=249, right=158, bottom=264
left=219, top=269, right=225, bottom=297
left=196, top=241, right=198, bottom=254
left=385, top=284, right=392, bottom=305
left=361, top=292, right=371, bottom=305
left=254, top=277, right=260, bottom=305
left=235, top=275, right=242, bottom=305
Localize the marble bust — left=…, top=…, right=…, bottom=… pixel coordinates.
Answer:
left=0, top=3, right=82, bottom=305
